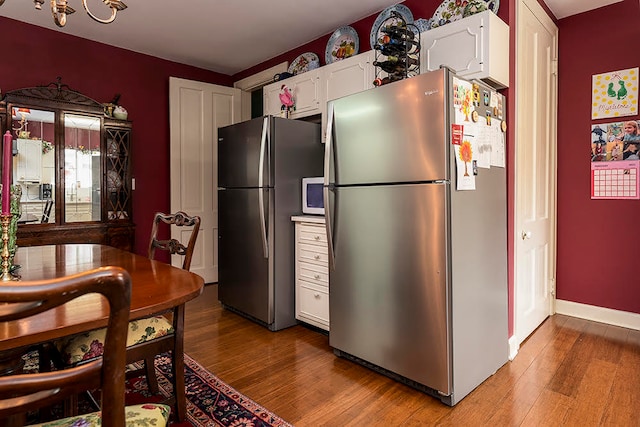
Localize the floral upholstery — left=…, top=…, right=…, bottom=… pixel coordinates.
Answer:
left=28, top=403, right=170, bottom=426
left=57, top=316, right=174, bottom=365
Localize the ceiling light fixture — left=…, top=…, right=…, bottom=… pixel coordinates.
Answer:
left=0, top=0, right=127, bottom=27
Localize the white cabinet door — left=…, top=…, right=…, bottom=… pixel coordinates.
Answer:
left=263, top=69, right=322, bottom=119
left=420, top=10, right=509, bottom=89
left=321, top=51, right=376, bottom=142
left=16, top=138, right=42, bottom=183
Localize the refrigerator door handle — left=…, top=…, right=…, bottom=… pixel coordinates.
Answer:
left=324, top=103, right=336, bottom=269
left=258, top=116, right=269, bottom=258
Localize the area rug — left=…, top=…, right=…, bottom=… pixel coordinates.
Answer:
left=22, top=352, right=293, bottom=427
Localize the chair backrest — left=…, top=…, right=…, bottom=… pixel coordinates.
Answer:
left=41, top=199, right=54, bottom=223
left=148, top=211, right=201, bottom=271
left=0, top=266, right=131, bottom=426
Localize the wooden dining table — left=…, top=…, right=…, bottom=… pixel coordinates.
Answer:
left=0, top=243, right=205, bottom=363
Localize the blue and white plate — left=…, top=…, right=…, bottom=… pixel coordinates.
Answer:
left=369, top=4, right=414, bottom=49
left=430, top=0, right=500, bottom=29
left=325, top=26, right=359, bottom=64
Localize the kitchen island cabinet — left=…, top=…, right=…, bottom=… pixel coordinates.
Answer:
left=291, top=215, right=329, bottom=331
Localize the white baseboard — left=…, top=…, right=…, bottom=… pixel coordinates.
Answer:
left=508, top=336, right=519, bottom=361
left=555, top=299, right=640, bottom=331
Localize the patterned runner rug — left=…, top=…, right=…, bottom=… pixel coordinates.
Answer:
left=23, top=352, right=293, bottom=427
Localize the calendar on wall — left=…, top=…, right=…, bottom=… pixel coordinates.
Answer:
left=591, top=161, right=639, bottom=200
left=590, top=120, right=640, bottom=200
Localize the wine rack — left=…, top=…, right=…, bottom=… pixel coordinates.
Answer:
left=372, top=11, right=420, bottom=87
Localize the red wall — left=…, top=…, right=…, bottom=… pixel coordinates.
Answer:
left=0, top=17, right=232, bottom=256
left=556, top=0, right=640, bottom=314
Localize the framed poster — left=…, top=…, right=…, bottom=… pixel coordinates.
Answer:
left=592, top=68, right=638, bottom=119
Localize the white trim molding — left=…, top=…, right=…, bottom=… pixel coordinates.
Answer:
left=556, top=299, right=640, bottom=331
left=508, top=336, right=519, bottom=361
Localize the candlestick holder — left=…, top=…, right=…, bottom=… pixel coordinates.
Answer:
left=1, top=214, right=16, bottom=281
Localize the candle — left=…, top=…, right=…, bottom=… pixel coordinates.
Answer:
left=2, top=131, right=11, bottom=215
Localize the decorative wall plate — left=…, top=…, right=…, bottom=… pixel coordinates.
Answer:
left=430, top=0, right=499, bottom=29
left=325, top=26, right=359, bottom=64
left=288, top=52, right=320, bottom=75
left=369, top=4, right=414, bottom=49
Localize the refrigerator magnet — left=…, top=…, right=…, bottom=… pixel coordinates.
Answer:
left=473, top=160, right=478, bottom=176
left=486, top=112, right=492, bottom=126
left=452, top=123, right=464, bottom=145
left=501, top=120, right=507, bottom=132
left=483, top=90, right=490, bottom=106
left=471, top=110, right=479, bottom=123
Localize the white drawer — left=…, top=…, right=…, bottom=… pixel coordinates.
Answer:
left=298, top=242, right=328, bottom=266
left=298, top=223, right=327, bottom=246
left=296, top=280, right=329, bottom=329
left=298, top=261, right=328, bottom=287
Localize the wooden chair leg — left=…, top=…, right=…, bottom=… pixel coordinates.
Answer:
left=144, top=356, right=160, bottom=394
left=173, top=306, right=186, bottom=422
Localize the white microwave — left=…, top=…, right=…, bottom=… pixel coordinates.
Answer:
left=302, top=177, right=324, bottom=215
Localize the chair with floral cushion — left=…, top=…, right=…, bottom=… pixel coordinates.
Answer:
left=0, top=266, right=170, bottom=427
left=55, top=211, right=201, bottom=422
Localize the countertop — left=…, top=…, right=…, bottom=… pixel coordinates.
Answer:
left=291, top=215, right=325, bottom=224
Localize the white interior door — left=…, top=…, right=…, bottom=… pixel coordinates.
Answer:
left=514, top=0, right=558, bottom=348
left=169, top=77, right=241, bottom=283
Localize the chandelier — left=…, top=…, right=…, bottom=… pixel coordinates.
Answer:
left=0, top=0, right=127, bottom=27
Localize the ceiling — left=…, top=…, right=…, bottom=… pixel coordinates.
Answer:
left=0, top=0, right=625, bottom=76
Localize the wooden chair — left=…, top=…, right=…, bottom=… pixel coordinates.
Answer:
left=0, top=266, right=170, bottom=426
left=57, top=211, right=201, bottom=422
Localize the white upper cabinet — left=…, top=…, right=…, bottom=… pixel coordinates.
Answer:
left=320, top=50, right=376, bottom=142
left=263, top=68, right=322, bottom=119
left=420, top=11, right=509, bottom=89
left=15, top=138, right=43, bottom=183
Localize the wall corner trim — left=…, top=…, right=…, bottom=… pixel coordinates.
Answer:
left=555, top=300, right=640, bottom=331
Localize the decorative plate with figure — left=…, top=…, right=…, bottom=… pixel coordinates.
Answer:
left=430, top=0, right=499, bottom=29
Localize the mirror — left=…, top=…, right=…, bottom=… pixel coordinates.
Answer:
left=11, top=107, right=55, bottom=224
left=64, top=114, right=101, bottom=222
left=11, top=108, right=102, bottom=224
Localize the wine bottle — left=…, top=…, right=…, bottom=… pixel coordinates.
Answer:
left=381, top=24, right=415, bottom=40
left=377, top=35, right=420, bottom=54
left=372, top=60, right=406, bottom=74
left=386, top=55, right=419, bottom=67
left=373, top=43, right=405, bottom=57
left=373, top=74, right=404, bottom=87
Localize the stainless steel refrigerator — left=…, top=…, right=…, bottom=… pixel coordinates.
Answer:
left=218, top=116, right=324, bottom=331
left=324, top=68, right=508, bottom=405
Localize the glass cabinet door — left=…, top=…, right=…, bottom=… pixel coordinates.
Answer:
left=64, top=114, right=101, bottom=223
left=105, top=125, right=131, bottom=220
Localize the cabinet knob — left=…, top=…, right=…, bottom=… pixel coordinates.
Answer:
left=314, top=235, right=320, bottom=240
left=314, top=254, right=320, bottom=260
left=314, top=274, right=320, bottom=279
left=314, top=293, right=320, bottom=298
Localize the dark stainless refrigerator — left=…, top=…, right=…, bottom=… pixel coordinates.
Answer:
left=325, top=68, right=508, bottom=405
left=218, top=116, right=323, bottom=331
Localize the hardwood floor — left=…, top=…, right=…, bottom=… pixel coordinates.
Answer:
left=184, top=285, right=640, bottom=426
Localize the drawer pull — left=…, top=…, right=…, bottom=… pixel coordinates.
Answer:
left=314, top=293, right=320, bottom=298
left=314, top=254, right=320, bottom=260
left=314, top=274, right=321, bottom=279
left=314, top=235, right=320, bottom=240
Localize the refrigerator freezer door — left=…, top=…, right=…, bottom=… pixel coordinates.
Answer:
left=330, top=69, right=448, bottom=186
left=219, top=117, right=270, bottom=189
left=328, top=183, right=451, bottom=395
left=218, top=187, right=272, bottom=324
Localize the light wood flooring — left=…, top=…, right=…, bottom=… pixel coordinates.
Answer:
left=184, top=284, right=640, bottom=426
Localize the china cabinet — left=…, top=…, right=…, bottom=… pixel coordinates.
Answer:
left=0, top=80, right=134, bottom=251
